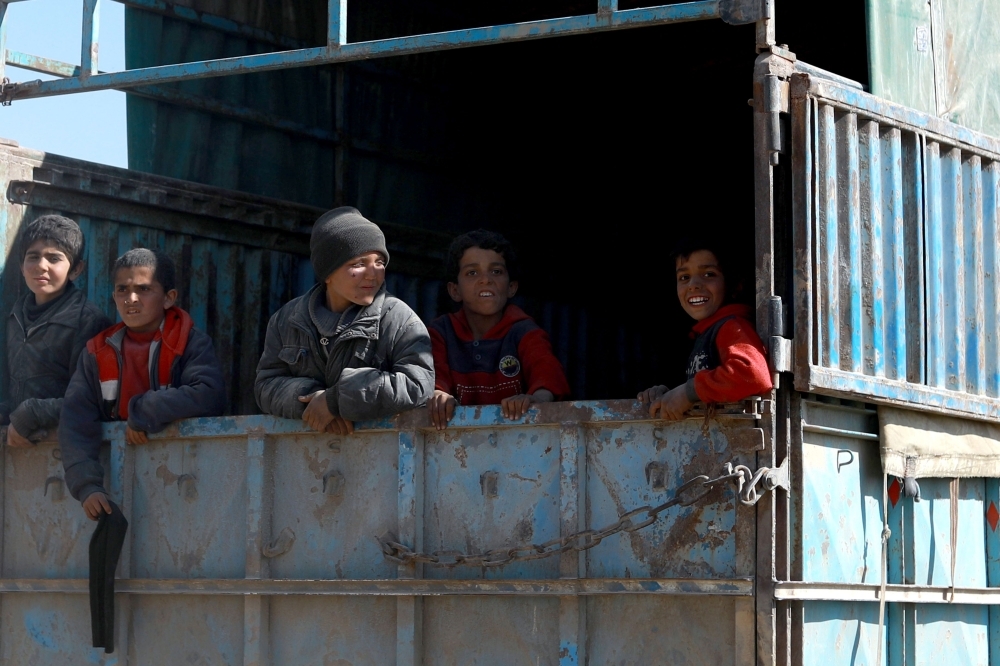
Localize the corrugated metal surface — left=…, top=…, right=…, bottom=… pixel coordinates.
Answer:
left=0, top=402, right=759, bottom=663
left=866, top=0, right=1000, bottom=141
left=791, top=72, right=1000, bottom=420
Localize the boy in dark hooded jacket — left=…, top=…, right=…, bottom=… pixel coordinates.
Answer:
left=60, top=248, right=227, bottom=520
left=2, top=215, right=111, bottom=447
left=255, top=207, right=433, bottom=434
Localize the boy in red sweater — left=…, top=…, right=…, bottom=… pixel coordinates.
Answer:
left=639, top=239, right=772, bottom=420
left=428, top=230, right=570, bottom=429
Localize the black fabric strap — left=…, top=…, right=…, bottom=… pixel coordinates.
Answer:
left=89, top=500, right=129, bottom=653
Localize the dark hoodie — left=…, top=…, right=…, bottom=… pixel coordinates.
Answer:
left=2, top=282, right=112, bottom=439
left=429, top=304, right=570, bottom=405
left=60, top=307, right=226, bottom=501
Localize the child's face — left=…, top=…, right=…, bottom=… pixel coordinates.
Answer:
left=113, top=266, right=178, bottom=333
left=21, top=239, right=83, bottom=304
left=676, top=249, right=726, bottom=321
left=324, top=252, right=387, bottom=312
left=447, top=247, right=518, bottom=317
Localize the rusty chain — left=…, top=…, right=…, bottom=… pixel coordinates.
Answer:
left=378, top=458, right=782, bottom=568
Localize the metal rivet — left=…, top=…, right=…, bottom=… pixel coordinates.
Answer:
left=475, top=354, right=481, bottom=360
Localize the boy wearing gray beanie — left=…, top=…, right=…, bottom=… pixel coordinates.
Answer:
left=254, top=207, right=433, bottom=432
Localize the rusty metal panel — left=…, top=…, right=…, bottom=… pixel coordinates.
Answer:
left=791, top=72, right=1000, bottom=420
left=0, top=402, right=760, bottom=663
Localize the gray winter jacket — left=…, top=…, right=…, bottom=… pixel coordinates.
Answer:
left=255, top=283, right=433, bottom=421
left=2, top=282, right=112, bottom=439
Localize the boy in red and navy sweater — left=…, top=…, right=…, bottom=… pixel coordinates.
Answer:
left=60, top=249, right=226, bottom=520
left=639, top=238, right=772, bottom=420
left=427, top=230, right=570, bottom=429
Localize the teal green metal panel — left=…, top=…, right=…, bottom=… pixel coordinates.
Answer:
left=867, top=0, right=1000, bottom=140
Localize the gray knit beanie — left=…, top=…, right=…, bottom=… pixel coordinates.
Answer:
left=310, top=207, right=389, bottom=281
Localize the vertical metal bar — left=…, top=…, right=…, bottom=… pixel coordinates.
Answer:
left=904, top=132, right=926, bottom=385
left=861, top=119, right=885, bottom=378
left=963, top=154, right=985, bottom=395
left=818, top=102, right=840, bottom=370
left=839, top=111, right=863, bottom=373
left=327, top=0, right=347, bottom=47
left=755, top=0, right=775, bottom=49
left=882, top=128, right=907, bottom=381
left=558, top=424, right=585, bottom=666
left=924, top=140, right=945, bottom=387
left=245, top=434, right=269, bottom=666
left=0, top=2, right=10, bottom=81
left=790, top=75, right=813, bottom=378
left=397, top=430, right=423, bottom=666
left=941, top=146, right=964, bottom=391
left=984, top=160, right=1000, bottom=397
left=81, top=0, right=101, bottom=76
left=986, top=479, right=1000, bottom=664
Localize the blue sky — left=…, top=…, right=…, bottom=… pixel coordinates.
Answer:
left=1, top=0, right=127, bottom=167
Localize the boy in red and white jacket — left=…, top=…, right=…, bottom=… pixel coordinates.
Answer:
left=639, top=239, right=772, bottom=420
left=427, top=230, right=570, bottom=429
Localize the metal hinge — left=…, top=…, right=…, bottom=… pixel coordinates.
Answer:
left=767, top=296, right=792, bottom=373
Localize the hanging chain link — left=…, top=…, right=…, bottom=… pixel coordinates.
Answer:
left=378, top=456, right=784, bottom=568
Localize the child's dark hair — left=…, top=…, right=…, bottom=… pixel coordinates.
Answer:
left=112, top=248, right=177, bottom=292
left=670, top=235, right=745, bottom=302
left=445, top=229, right=520, bottom=282
left=19, top=215, right=86, bottom=268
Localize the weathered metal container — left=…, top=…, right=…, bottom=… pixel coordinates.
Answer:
left=0, top=402, right=763, bottom=664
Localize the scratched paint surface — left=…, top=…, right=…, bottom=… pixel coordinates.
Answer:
left=798, top=401, right=885, bottom=584
left=801, top=601, right=883, bottom=666
left=131, top=437, right=248, bottom=578
left=129, top=595, right=243, bottom=664
left=422, top=596, right=559, bottom=665
left=586, top=420, right=751, bottom=578
left=423, top=426, right=561, bottom=580
left=268, top=596, right=397, bottom=664
left=586, top=596, right=737, bottom=664
left=267, top=431, right=399, bottom=579
left=3, top=443, right=97, bottom=578
left=1, top=596, right=119, bottom=665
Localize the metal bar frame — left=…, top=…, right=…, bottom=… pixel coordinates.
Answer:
left=1, top=0, right=761, bottom=101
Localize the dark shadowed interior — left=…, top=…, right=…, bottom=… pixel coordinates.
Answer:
left=125, top=1, right=868, bottom=400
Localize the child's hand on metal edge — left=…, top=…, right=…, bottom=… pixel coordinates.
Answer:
left=125, top=425, right=148, bottom=445
left=299, top=390, right=336, bottom=433
left=324, top=416, right=354, bottom=436
left=648, top=385, right=693, bottom=421
left=501, top=390, right=553, bottom=420
left=428, top=390, right=457, bottom=430
left=5, top=424, right=34, bottom=448
left=83, top=491, right=112, bottom=521
left=637, top=385, right=668, bottom=404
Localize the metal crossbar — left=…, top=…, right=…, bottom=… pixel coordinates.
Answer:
left=0, top=0, right=768, bottom=103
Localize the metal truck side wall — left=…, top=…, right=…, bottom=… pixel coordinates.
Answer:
left=0, top=402, right=759, bottom=664
left=790, top=73, right=1000, bottom=421
left=784, top=395, right=997, bottom=665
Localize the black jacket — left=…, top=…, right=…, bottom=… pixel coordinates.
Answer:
left=2, top=283, right=112, bottom=438
left=255, top=283, right=433, bottom=421
left=60, top=324, right=227, bottom=501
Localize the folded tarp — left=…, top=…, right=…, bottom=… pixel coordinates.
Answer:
left=879, top=405, right=1000, bottom=479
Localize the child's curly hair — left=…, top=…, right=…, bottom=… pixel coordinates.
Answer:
left=445, top=229, right=520, bottom=282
